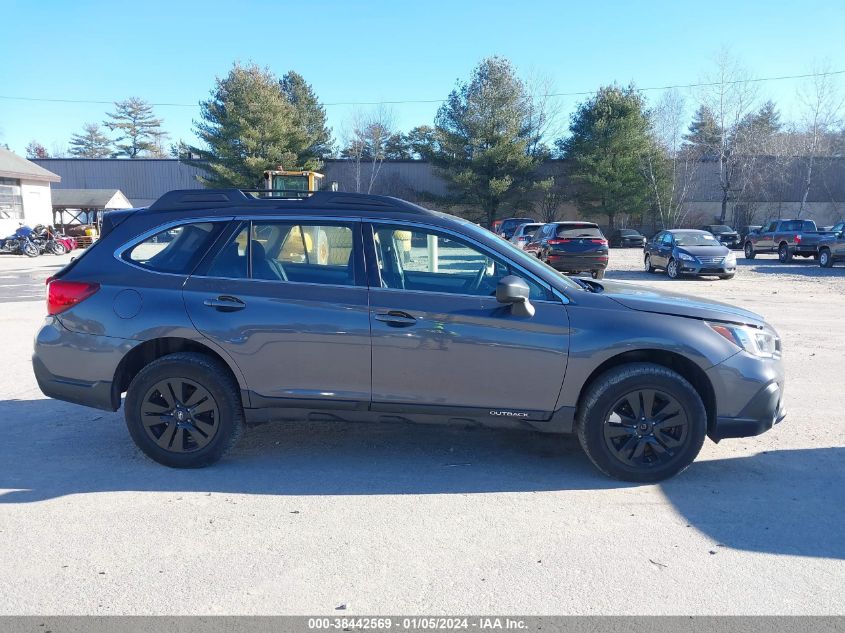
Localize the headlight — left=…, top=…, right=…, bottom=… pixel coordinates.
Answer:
left=677, top=252, right=696, bottom=261
left=725, top=253, right=736, bottom=266
left=707, top=322, right=780, bottom=358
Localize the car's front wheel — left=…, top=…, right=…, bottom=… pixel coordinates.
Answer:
left=666, top=258, right=680, bottom=279
left=124, top=352, right=244, bottom=468
left=576, top=363, right=707, bottom=482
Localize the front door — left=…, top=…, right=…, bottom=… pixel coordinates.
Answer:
left=183, top=219, right=371, bottom=409
left=365, top=223, right=570, bottom=419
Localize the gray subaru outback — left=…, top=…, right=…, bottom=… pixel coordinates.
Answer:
left=33, top=189, right=786, bottom=482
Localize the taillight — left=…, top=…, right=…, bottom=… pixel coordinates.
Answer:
left=591, top=238, right=608, bottom=245
left=547, top=238, right=571, bottom=245
left=46, top=279, right=100, bottom=315
left=795, top=234, right=802, bottom=243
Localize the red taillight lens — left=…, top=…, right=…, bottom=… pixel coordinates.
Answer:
left=591, top=238, right=608, bottom=245
left=47, top=280, right=100, bottom=316
left=547, top=238, right=571, bottom=245
left=794, top=234, right=802, bottom=243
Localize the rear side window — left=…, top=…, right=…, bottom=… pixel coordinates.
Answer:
left=206, top=221, right=358, bottom=286
left=556, top=225, right=603, bottom=238
left=125, top=222, right=224, bottom=274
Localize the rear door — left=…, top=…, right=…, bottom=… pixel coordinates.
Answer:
left=182, top=218, right=371, bottom=409
left=365, top=222, right=570, bottom=418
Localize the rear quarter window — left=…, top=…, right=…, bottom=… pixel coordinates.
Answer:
left=124, top=222, right=225, bottom=274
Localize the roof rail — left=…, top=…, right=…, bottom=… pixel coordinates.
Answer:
left=146, top=188, right=428, bottom=214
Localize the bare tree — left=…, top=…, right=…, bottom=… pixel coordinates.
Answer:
left=698, top=49, right=758, bottom=223
left=524, top=69, right=565, bottom=158
left=645, top=89, right=698, bottom=229
left=533, top=176, right=567, bottom=223
left=341, top=106, right=396, bottom=194
left=795, top=62, right=843, bottom=217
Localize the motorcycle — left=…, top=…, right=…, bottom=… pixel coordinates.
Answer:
left=0, top=225, right=40, bottom=257
left=32, top=224, right=77, bottom=255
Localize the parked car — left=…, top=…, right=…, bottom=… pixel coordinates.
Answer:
left=644, top=230, right=736, bottom=280
left=743, top=219, right=826, bottom=262
left=609, top=228, right=647, bottom=248
left=737, top=225, right=762, bottom=244
left=33, top=188, right=785, bottom=482
left=818, top=223, right=845, bottom=268
left=496, top=217, right=535, bottom=240
left=509, top=222, right=544, bottom=250
left=524, top=221, right=609, bottom=279
left=699, top=224, right=742, bottom=249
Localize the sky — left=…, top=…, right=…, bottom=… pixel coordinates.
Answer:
left=1, top=0, right=844, bottom=156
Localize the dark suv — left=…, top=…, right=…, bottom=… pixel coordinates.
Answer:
left=33, top=189, right=786, bottom=482
left=524, top=221, right=609, bottom=279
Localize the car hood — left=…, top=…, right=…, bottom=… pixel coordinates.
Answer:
left=597, top=280, right=764, bottom=326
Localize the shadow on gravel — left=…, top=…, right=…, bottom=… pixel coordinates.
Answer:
left=2, top=398, right=842, bottom=559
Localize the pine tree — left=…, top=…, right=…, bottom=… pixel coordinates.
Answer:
left=430, top=56, right=540, bottom=227
left=68, top=123, right=113, bottom=158
left=279, top=71, right=332, bottom=165
left=684, top=105, right=722, bottom=154
left=187, top=63, right=304, bottom=188
left=559, top=85, right=658, bottom=229
left=105, top=97, right=166, bottom=158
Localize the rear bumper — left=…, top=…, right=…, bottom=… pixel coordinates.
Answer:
left=32, top=317, right=132, bottom=412
left=547, top=253, right=608, bottom=272
left=789, top=245, right=818, bottom=256
left=33, top=355, right=116, bottom=411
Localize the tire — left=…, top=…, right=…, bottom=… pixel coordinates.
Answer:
left=666, top=258, right=680, bottom=279
left=47, top=240, right=66, bottom=255
left=644, top=254, right=655, bottom=273
left=124, top=352, right=244, bottom=468
left=778, top=243, right=792, bottom=263
left=591, top=269, right=605, bottom=280
left=576, top=363, right=707, bottom=482
left=718, top=274, right=735, bottom=280
left=744, top=242, right=755, bottom=259
left=819, top=248, right=834, bottom=268
left=23, top=242, right=39, bottom=257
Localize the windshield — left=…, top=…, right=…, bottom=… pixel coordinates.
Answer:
left=674, top=232, right=721, bottom=246
left=619, top=229, right=639, bottom=236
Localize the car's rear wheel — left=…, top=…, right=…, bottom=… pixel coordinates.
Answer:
left=666, top=258, right=680, bottom=279
left=744, top=242, right=755, bottom=259
left=644, top=254, right=655, bottom=273
left=819, top=248, right=833, bottom=268
left=718, top=273, right=735, bottom=280
left=778, top=243, right=792, bottom=263
left=591, top=269, right=605, bottom=280
left=124, top=352, right=244, bottom=468
left=576, top=363, right=707, bottom=482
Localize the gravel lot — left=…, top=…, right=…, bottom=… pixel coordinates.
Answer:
left=0, top=248, right=843, bottom=615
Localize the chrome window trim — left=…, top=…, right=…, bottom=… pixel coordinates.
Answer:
left=367, top=218, right=568, bottom=305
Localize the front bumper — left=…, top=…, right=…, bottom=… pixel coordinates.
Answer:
left=678, top=260, right=736, bottom=276
left=706, top=351, right=786, bottom=442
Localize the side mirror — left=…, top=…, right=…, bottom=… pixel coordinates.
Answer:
left=496, top=275, right=535, bottom=318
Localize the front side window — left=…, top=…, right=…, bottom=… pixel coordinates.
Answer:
left=206, top=221, right=357, bottom=286
left=125, top=222, right=225, bottom=274
left=372, top=225, right=548, bottom=301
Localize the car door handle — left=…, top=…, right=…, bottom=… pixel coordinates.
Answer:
left=374, top=311, right=417, bottom=327
left=203, top=295, right=246, bottom=312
